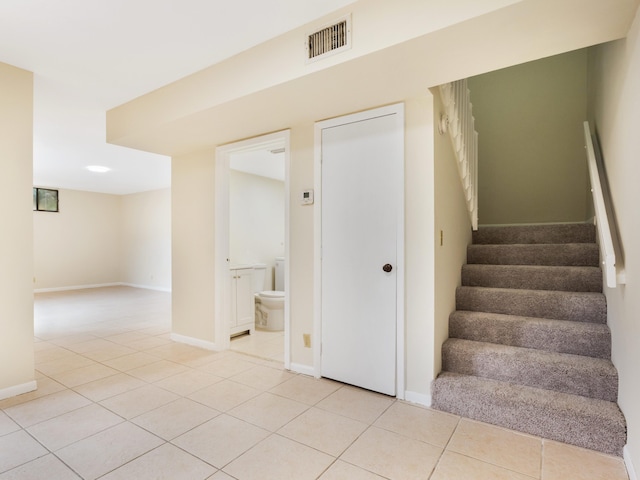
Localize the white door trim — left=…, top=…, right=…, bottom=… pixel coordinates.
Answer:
left=313, top=104, right=405, bottom=399
left=214, top=130, right=291, bottom=368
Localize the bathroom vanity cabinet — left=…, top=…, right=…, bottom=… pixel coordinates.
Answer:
left=230, top=266, right=255, bottom=336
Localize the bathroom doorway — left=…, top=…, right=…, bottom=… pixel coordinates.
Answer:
left=214, top=131, right=290, bottom=367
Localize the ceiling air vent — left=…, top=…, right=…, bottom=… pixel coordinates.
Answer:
left=306, top=15, right=351, bottom=63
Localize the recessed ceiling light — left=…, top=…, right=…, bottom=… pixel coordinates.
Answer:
left=86, top=165, right=111, bottom=173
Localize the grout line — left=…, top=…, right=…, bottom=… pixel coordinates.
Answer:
left=427, top=415, right=462, bottom=479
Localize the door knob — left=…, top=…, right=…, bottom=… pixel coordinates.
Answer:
left=382, top=264, right=393, bottom=273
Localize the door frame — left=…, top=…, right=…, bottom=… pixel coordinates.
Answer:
left=313, top=104, right=405, bottom=399
left=214, top=130, right=291, bottom=368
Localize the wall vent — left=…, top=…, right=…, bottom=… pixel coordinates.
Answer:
left=306, top=15, right=351, bottom=63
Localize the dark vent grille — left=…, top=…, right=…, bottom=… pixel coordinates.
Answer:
left=308, top=19, right=349, bottom=60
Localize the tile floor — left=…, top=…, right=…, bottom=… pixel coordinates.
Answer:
left=230, top=329, right=284, bottom=363
left=0, top=286, right=630, bottom=479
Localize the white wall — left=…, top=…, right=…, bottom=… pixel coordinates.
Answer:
left=107, top=0, right=523, bottom=151
left=170, top=97, right=439, bottom=400
left=468, top=49, right=591, bottom=225
left=0, top=62, right=35, bottom=398
left=402, top=95, right=436, bottom=401
left=229, top=170, right=284, bottom=289
left=588, top=6, right=640, bottom=472
left=171, top=149, right=217, bottom=343
left=121, top=188, right=172, bottom=291
left=34, top=188, right=171, bottom=292
left=107, top=0, right=635, bottom=159
left=134, top=0, right=639, bottom=403
left=433, top=89, right=474, bottom=383
left=34, top=189, right=122, bottom=290
left=288, top=124, right=316, bottom=367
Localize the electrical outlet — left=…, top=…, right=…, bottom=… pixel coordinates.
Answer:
left=303, top=333, right=311, bottom=348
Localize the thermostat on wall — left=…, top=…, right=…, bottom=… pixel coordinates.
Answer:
left=301, top=189, right=314, bottom=205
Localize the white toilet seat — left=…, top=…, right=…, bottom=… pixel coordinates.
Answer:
left=259, top=290, right=284, bottom=299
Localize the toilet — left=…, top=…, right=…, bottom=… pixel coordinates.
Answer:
left=253, top=257, right=285, bottom=331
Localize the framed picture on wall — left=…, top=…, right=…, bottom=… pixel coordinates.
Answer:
left=33, top=188, right=59, bottom=212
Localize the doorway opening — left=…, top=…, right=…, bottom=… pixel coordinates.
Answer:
left=215, top=130, right=290, bottom=368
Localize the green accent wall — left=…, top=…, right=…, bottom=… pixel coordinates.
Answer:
left=469, top=49, right=591, bottom=225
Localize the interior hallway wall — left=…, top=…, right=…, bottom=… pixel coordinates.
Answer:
left=229, top=170, right=284, bottom=290
left=121, top=188, right=172, bottom=291
left=0, top=62, right=35, bottom=397
left=171, top=149, right=217, bottom=343
left=33, top=188, right=172, bottom=292
left=588, top=6, right=640, bottom=472
left=469, top=49, right=591, bottom=225
left=403, top=95, right=436, bottom=401
left=432, top=89, right=474, bottom=382
left=170, top=97, right=438, bottom=402
left=33, top=189, right=122, bottom=291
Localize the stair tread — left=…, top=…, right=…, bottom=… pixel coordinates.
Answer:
left=444, top=338, right=615, bottom=370
left=467, top=243, right=599, bottom=266
left=431, top=372, right=626, bottom=456
left=456, top=286, right=606, bottom=323
left=449, top=310, right=611, bottom=359
left=461, top=264, right=602, bottom=292
left=460, top=285, right=603, bottom=293
left=442, top=338, right=618, bottom=401
left=472, top=223, right=596, bottom=245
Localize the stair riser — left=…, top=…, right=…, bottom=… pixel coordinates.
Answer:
left=456, top=287, right=607, bottom=324
left=472, top=224, right=596, bottom=245
left=461, top=265, right=602, bottom=292
left=449, top=312, right=611, bottom=359
left=467, top=244, right=599, bottom=266
left=431, top=373, right=626, bottom=456
left=442, top=340, right=618, bottom=402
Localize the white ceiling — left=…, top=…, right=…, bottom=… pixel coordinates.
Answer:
left=0, top=0, right=354, bottom=194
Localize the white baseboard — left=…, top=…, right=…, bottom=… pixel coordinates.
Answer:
left=0, top=380, right=37, bottom=401
left=171, top=333, right=222, bottom=352
left=625, top=446, right=637, bottom=480
left=34, top=282, right=122, bottom=293
left=121, top=283, right=172, bottom=293
left=289, top=363, right=317, bottom=377
left=35, top=282, right=171, bottom=294
left=404, top=390, right=431, bottom=407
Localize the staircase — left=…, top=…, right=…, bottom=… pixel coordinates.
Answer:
left=431, top=223, right=627, bottom=456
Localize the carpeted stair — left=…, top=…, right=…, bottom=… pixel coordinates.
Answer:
left=431, top=223, right=627, bottom=456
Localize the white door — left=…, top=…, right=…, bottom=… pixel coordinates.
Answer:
left=320, top=105, right=404, bottom=396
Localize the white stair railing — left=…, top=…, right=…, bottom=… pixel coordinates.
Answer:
left=583, top=121, right=625, bottom=289
left=439, top=80, right=479, bottom=230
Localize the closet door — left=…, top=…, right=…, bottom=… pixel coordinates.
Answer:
left=319, top=104, right=404, bottom=396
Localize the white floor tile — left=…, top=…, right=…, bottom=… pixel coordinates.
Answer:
left=173, top=414, right=269, bottom=468
left=0, top=431, right=48, bottom=474
left=99, top=443, right=216, bottom=480
left=131, top=398, right=219, bottom=440
left=55, top=422, right=163, bottom=480
left=223, top=434, right=334, bottom=480
left=27, top=403, right=123, bottom=451
left=0, top=454, right=80, bottom=480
